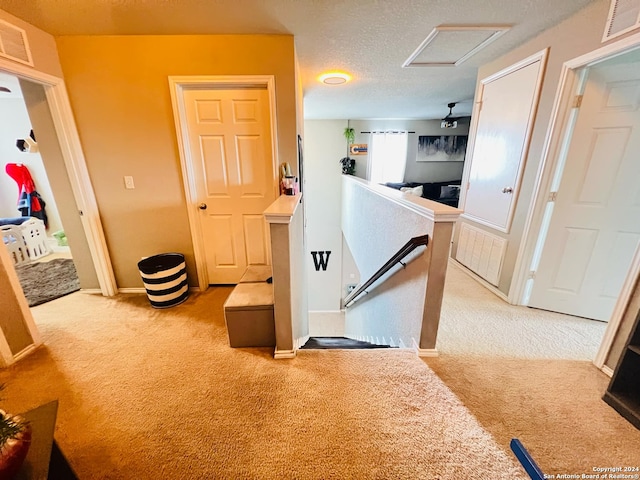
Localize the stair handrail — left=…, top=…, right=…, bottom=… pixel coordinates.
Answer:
left=344, top=234, right=429, bottom=308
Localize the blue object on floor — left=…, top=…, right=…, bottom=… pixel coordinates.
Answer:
left=511, top=438, right=545, bottom=480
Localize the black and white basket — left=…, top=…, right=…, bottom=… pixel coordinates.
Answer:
left=138, top=253, right=189, bottom=308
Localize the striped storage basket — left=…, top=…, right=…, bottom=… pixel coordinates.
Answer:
left=137, top=253, right=189, bottom=308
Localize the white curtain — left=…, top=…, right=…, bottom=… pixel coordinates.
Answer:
left=367, top=131, right=408, bottom=184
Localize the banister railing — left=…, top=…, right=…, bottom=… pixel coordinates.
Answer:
left=344, top=234, right=429, bottom=308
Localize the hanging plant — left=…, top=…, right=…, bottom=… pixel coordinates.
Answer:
left=339, top=122, right=356, bottom=175
left=343, top=127, right=355, bottom=145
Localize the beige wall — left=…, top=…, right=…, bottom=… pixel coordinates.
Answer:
left=0, top=9, right=62, bottom=78
left=453, top=0, right=614, bottom=294
left=55, top=35, right=298, bottom=287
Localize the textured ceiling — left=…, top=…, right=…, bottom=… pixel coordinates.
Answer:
left=0, top=0, right=597, bottom=119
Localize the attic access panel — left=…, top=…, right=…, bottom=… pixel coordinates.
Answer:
left=403, top=25, right=511, bottom=68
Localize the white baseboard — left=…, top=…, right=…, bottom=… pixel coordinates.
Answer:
left=450, top=259, right=510, bottom=303
left=12, top=343, right=41, bottom=363
left=412, top=338, right=439, bottom=357
left=601, top=365, right=614, bottom=378
left=274, top=349, right=296, bottom=359
left=118, top=288, right=146, bottom=294
left=80, top=288, right=102, bottom=295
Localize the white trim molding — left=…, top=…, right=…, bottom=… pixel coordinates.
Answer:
left=0, top=58, right=117, bottom=297
left=168, top=75, right=279, bottom=291
left=263, top=193, right=302, bottom=225
left=274, top=349, right=296, bottom=359
left=402, top=25, right=511, bottom=68
left=595, top=244, right=640, bottom=369
left=344, top=176, right=462, bottom=223
left=601, top=365, right=615, bottom=378
left=412, top=339, right=439, bottom=357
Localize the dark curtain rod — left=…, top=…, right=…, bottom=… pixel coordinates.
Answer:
left=360, top=131, right=415, bottom=134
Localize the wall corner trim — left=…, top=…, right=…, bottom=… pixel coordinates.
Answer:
left=264, top=193, right=302, bottom=224
left=412, top=338, right=439, bottom=357
left=274, top=349, right=296, bottom=359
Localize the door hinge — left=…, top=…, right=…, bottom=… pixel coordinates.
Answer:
left=528, top=270, right=536, bottom=280
left=466, top=182, right=471, bottom=191
left=476, top=100, right=483, bottom=111
left=572, top=95, right=583, bottom=108
left=549, top=191, right=558, bottom=202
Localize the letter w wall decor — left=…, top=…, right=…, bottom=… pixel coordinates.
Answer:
left=311, top=251, right=331, bottom=271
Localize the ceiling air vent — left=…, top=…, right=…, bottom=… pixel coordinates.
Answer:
left=0, top=19, right=33, bottom=66
left=603, top=0, right=640, bottom=42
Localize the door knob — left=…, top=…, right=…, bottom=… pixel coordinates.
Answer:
left=501, top=187, right=514, bottom=194
left=198, top=203, right=207, bottom=210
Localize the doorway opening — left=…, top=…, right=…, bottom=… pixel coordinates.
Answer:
left=169, top=76, right=279, bottom=289
left=0, top=72, right=80, bottom=306
left=513, top=37, right=640, bottom=369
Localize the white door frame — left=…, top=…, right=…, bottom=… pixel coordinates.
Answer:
left=0, top=58, right=117, bottom=297
left=168, top=75, right=279, bottom=290
left=510, top=31, right=640, bottom=371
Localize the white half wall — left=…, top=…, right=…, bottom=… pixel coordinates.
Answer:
left=303, top=120, right=346, bottom=312
left=342, top=176, right=435, bottom=347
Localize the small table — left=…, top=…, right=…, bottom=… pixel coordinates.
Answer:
left=15, top=401, right=77, bottom=480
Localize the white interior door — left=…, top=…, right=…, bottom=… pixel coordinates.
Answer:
left=183, top=87, right=276, bottom=284
left=462, top=52, right=545, bottom=232
left=529, top=53, right=640, bottom=321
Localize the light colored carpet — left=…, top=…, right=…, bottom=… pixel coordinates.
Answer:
left=0, top=289, right=527, bottom=479
left=426, top=355, right=640, bottom=477
left=439, top=261, right=607, bottom=360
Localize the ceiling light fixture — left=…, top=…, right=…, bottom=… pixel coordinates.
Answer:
left=319, top=72, right=351, bottom=85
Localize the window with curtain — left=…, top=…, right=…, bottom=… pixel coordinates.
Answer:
left=367, top=131, right=408, bottom=184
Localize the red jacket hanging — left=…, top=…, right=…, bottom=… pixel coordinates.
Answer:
left=5, top=163, right=48, bottom=227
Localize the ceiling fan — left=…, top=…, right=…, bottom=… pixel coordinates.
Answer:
left=441, top=102, right=460, bottom=129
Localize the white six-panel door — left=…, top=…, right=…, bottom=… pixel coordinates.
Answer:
left=529, top=54, right=640, bottom=321
left=182, top=87, right=276, bottom=284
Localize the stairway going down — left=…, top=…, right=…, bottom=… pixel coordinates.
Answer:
left=300, top=337, right=396, bottom=349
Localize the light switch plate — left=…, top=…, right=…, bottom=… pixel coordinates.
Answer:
left=124, top=176, right=135, bottom=189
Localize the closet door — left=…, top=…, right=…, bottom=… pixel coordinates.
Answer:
left=461, top=51, right=546, bottom=232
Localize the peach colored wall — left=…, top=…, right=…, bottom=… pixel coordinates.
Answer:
left=55, top=35, right=298, bottom=287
